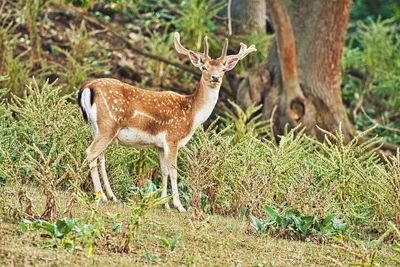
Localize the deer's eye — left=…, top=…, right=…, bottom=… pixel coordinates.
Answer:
left=201, top=66, right=208, bottom=71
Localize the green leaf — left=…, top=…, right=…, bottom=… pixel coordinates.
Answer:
left=332, top=218, right=347, bottom=231
left=112, top=223, right=122, bottom=232
left=250, top=215, right=268, bottom=234
left=292, top=216, right=306, bottom=234
left=32, top=220, right=56, bottom=236
left=303, top=216, right=315, bottom=233
left=322, top=214, right=336, bottom=228
left=263, top=205, right=281, bottom=224
left=54, top=218, right=75, bottom=238
left=170, top=234, right=181, bottom=251
left=63, top=239, right=74, bottom=250
left=19, top=221, right=28, bottom=234
left=158, top=236, right=170, bottom=248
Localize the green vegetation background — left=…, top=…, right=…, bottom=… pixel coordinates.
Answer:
left=0, top=0, right=400, bottom=265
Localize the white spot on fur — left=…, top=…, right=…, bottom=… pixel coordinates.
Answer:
left=133, top=110, right=156, bottom=121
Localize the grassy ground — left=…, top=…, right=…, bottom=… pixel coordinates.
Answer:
left=0, top=187, right=393, bottom=267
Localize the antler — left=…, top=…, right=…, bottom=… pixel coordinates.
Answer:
left=225, top=43, right=257, bottom=61
left=174, top=32, right=209, bottom=58
left=174, top=32, right=191, bottom=56
left=203, top=36, right=209, bottom=58
left=220, top=38, right=228, bottom=59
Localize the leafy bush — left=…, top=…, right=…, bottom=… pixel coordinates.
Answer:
left=250, top=205, right=347, bottom=241
left=342, top=18, right=400, bottom=144
left=173, top=0, right=226, bottom=52
left=51, top=21, right=110, bottom=91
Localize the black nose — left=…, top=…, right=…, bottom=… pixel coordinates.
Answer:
left=211, top=75, right=220, bottom=82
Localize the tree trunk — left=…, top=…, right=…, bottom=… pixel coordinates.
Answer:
left=237, top=0, right=356, bottom=141
left=230, top=0, right=266, bottom=35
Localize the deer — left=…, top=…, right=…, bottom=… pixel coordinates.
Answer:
left=76, top=32, right=256, bottom=212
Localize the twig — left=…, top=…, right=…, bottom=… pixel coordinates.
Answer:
left=346, top=68, right=368, bottom=81
left=352, top=92, right=364, bottom=121
left=347, top=67, right=372, bottom=121
left=361, top=107, right=400, bottom=134
left=227, top=0, right=232, bottom=36
left=269, top=104, right=278, bottom=143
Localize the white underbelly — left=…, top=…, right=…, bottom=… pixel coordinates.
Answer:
left=116, top=128, right=166, bottom=148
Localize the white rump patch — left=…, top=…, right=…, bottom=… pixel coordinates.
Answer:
left=81, top=88, right=98, bottom=135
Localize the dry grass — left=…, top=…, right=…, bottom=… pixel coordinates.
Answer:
left=0, top=186, right=376, bottom=267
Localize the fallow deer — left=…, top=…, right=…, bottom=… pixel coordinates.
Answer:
left=76, top=32, right=256, bottom=212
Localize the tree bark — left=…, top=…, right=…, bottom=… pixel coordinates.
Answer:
left=231, top=0, right=266, bottom=35
left=237, top=0, right=356, bottom=141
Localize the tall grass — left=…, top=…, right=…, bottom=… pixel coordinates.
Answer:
left=1, top=79, right=399, bottom=235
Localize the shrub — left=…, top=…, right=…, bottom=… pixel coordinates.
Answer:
left=342, top=18, right=400, bottom=144
left=0, top=79, right=89, bottom=187
left=180, top=108, right=399, bottom=234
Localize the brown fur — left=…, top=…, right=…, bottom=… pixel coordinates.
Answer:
left=80, top=78, right=200, bottom=145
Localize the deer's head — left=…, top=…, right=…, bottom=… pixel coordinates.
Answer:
left=174, top=32, right=257, bottom=89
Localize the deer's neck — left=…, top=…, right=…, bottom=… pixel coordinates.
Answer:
left=190, top=78, right=220, bottom=130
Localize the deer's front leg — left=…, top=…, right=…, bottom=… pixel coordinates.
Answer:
left=166, top=145, right=186, bottom=212
left=158, top=149, right=170, bottom=210
left=99, top=153, right=117, bottom=201
left=89, top=159, right=107, bottom=202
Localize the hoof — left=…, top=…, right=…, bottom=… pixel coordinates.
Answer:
left=95, top=192, right=107, bottom=202
left=164, top=203, right=171, bottom=210
left=110, top=195, right=118, bottom=202
left=175, top=205, right=186, bottom=212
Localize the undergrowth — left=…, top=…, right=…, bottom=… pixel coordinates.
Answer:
left=1, top=80, right=399, bottom=239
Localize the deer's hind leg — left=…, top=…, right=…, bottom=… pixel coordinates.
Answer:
left=86, top=127, right=118, bottom=201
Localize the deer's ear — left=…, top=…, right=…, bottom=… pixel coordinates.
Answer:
left=224, top=57, right=240, bottom=71
left=189, top=51, right=202, bottom=67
